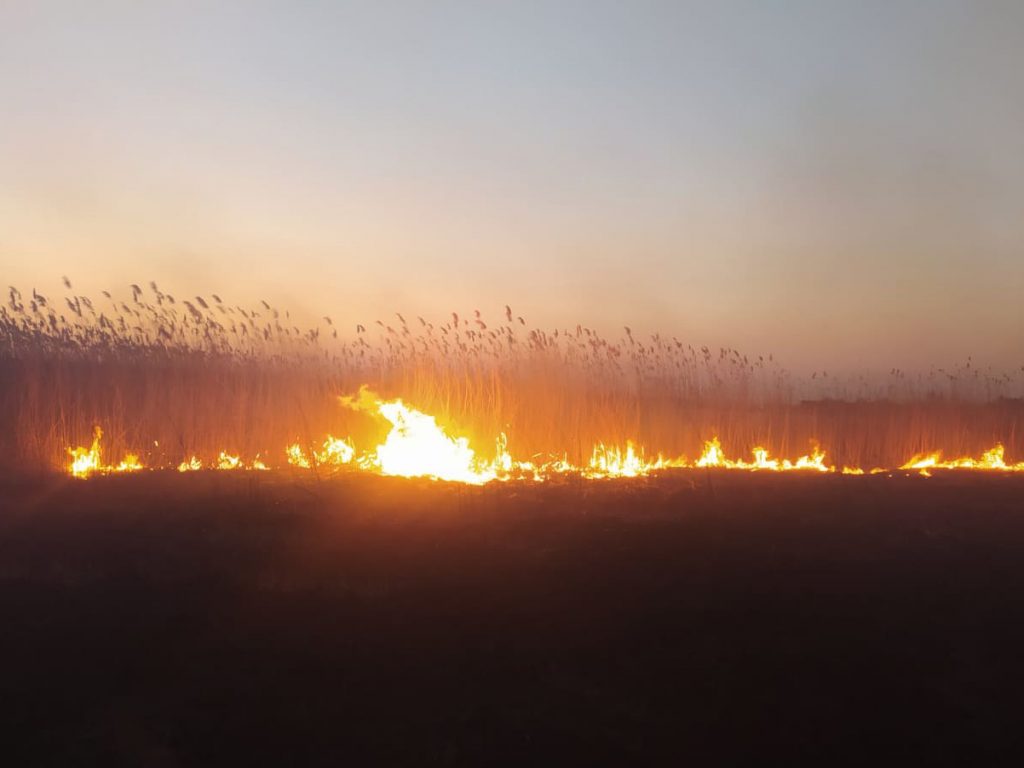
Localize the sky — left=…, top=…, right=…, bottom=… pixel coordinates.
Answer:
left=1, top=1, right=1022, bottom=373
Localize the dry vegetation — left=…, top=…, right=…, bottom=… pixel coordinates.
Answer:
left=3, top=279, right=1023, bottom=473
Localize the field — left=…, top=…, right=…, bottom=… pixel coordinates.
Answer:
left=4, top=283, right=1024, bottom=763
left=4, top=470, right=1024, bottom=765
left=5, top=284, right=1024, bottom=477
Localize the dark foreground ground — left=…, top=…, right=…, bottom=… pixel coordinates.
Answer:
left=2, top=471, right=1024, bottom=766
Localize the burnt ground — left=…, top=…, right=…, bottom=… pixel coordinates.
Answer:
left=2, top=471, right=1024, bottom=766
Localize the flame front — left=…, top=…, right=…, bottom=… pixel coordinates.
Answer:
left=692, top=438, right=829, bottom=472
left=901, top=444, right=1023, bottom=472
left=65, top=391, right=1024, bottom=481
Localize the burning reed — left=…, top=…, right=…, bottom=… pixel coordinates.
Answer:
left=2, top=281, right=1023, bottom=475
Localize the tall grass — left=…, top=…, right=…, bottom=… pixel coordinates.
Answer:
left=3, top=282, right=1022, bottom=472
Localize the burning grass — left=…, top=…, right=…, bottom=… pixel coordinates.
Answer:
left=3, top=280, right=1023, bottom=480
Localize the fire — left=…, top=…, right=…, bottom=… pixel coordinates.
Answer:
left=494, top=433, right=514, bottom=474
left=217, top=452, right=241, bottom=470
left=318, top=436, right=355, bottom=465
left=901, top=444, right=1024, bottom=472
left=178, top=456, right=202, bottom=472
left=114, top=454, right=144, bottom=472
left=287, top=436, right=358, bottom=470
left=69, top=426, right=103, bottom=478
left=692, top=438, right=830, bottom=472
left=790, top=446, right=830, bottom=473
left=64, top=392, right=1024, bottom=482
left=68, top=426, right=144, bottom=477
left=583, top=441, right=685, bottom=478
left=750, top=447, right=780, bottom=471
left=368, top=399, right=496, bottom=484
left=696, top=437, right=725, bottom=468
left=286, top=443, right=311, bottom=468
left=587, top=441, right=650, bottom=478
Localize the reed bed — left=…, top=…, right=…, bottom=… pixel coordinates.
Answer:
left=3, top=281, right=1022, bottom=472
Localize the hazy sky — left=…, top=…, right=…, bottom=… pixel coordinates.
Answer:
left=2, top=1, right=1022, bottom=371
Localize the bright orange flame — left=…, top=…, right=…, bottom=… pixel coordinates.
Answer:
left=789, top=446, right=830, bottom=473
left=217, top=452, right=241, bottom=470
left=286, top=436, right=356, bottom=470
left=69, top=427, right=144, bottom=477
left=584, top=441, right=678, bottom=478
left=369, top=399, right=495, bottom=484
left=114, top=453, right=144, bottom=472
left=178, top=456, right=202, bottom=472
left=66, top=396, right=1024, bottom=482
left=69, top=426, right=103, bottom=478
left=696, top=437, right=725, bottom=468
left=318, top=436, right=355, bottom=465
left=285, top=443, right=311, bottom=468
left=901, top=444, right=1024, bottom=472
left=692, top=439, right=830, bottom=472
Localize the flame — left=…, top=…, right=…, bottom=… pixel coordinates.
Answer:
left=217, top=452, right=241, bottom=470
left=584, top=441, right=677, bottom=478
left=114, top=453, right=143, bottom=472
left=369, top=399, right=495, bottom=484
left=901, top=444, right=1024, bottom=472
left=68, top=426, right=144, bottom=477
left=788, top=446, right=830, bottom=473
left=287, top=436, right=357, bottom=470
left=494, top=433, right=514, bottom=474
left=696, top=437, right=724, bottom=468
left=317, top=436, right=355, bottom=466
left=692, top=438, right=830, bottom=472
left=69, top=426, right=103, bottom=478
left=750, top=447, right=779, bottom=470
left=286, top=443, right=311, bottom=468
left=178, top=456, right=202, bottom=472
left=587, top=441, right=643, bottom=477
left=65, top=394, right=1024, bottom=482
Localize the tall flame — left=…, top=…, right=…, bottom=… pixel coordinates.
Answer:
left=370, top=399, right=495, bottom=484
left=69, top=426, right=103, bottom=478
left=68, top=426, right=144, bottom=477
